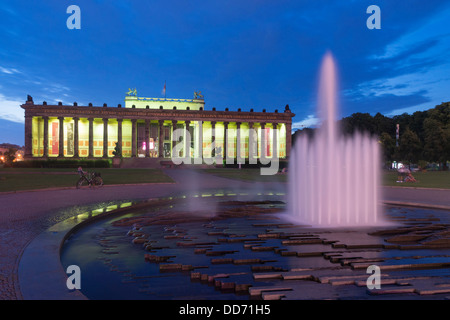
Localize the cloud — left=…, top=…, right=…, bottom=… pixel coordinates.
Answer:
left=348, top=4, right=450, bottom=117
left=292, top=115, right=320, bottom=131
left=0, top=66, right=21, bottom=74
left=0, top=93, right=25, bottom=123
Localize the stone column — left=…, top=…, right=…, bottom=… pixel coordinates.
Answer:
left=236, top=122, right=242, bottom=164
left=248, top=122, right=257, bottom=164
left=158, top=120, right=164, bottom=158
left=261, top=123, right=266, bottom=162
left=58, top=116, right=64, bottom=158
left=103, top=118, right=108, bottom=158
left=194, top=121, right=203, bottom=164
left=145, top=119, right=150, bottom=158
left=198, top=121, right=203, bottom=160
left=210, top=121, right=216, bottom=161
left=171, top=120, right=177, bottom=157
left=24, top=114, right=33, bottom=158
left=223, top=121, right=229, bottom=161
left=131, top=119, right=137, bottom=157
left=43, top=116, right=49, bottom=158
left=184, top=120, right=190, bottom=159
left=272, top=123, right=278, bottom=159
left=117, top=119, right=123, bottom=155
left=88, top=118, right=94, bottom=158
left=73, top=117, right=79, bottom=158
left=286, top=122, right=292, bottom=157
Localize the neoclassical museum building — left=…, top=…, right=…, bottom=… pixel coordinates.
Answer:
left=21, top=91, right=294, bottom=164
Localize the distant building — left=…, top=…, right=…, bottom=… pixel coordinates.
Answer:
left=20, top=92, right=294, bottom=162
left=0, top=143, right=24, bottom=162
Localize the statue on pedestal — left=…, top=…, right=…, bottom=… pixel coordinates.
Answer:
left=194, top=91, right=204, bottom=99
left=127, top=88, right=137, bottom=96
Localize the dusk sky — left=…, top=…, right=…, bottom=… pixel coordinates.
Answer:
left=1, top=0, right=450, bottom=146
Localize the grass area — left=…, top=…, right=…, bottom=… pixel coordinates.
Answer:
left=201, top=168, right=288, bottom=183
left=0, top=168, right=174, bottom=192
left=383, top=170, right=450, bottom=189
left=202, top=167, right=450, bottom=189
left=1, top=167, right=448, bottom=192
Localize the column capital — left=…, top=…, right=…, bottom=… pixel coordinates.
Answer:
left=73, top=116, right=79, bottom=121
left=58, top=116, right=64, bottom=121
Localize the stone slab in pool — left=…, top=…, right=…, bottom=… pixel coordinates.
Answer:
left=60, top=197, right=450, bottom=300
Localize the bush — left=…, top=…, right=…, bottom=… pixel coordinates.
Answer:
left=11, top=159, right=111, bottom=168
left=418, top=160, right=428, bottom=171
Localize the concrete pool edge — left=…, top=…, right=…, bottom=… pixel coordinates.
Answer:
left=17, top=198, right=450, bottom=300
left=17, top=199, right=159, bottom=300
left=17, top=194, right=252, bottom=300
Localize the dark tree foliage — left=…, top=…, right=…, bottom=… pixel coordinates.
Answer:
left=291, top=102, right=450, bottom=169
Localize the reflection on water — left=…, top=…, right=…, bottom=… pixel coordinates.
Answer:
left=60, top=196, right=450, bottom=300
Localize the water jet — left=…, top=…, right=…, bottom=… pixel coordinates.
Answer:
left=288, top=52, right=383, bottom=226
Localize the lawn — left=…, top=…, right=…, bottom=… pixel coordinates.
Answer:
left=0, top=168, right=174, bottom=192
left=382, top=170, right=450, bottom=189
left=201, top=168, right=288, bottom=183
left=1, top=167, right=448, bottom=192
left=201, top=167, right=450, bottom=189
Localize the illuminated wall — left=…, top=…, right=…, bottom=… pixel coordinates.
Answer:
left=79, top=118, right=89, bottom=157
left=279, top=123, right=286, bottom=158
left=239, top=123, right=249, bottom=159
left=215, top=123, right=224, bottom=158
left=48, top=117, right=59, bottom=157
left=32, top=117, right=43, bottom=156
left=64, top=118, right=74, bottom=157
left=93, top=119, right=103, bottom=157
left=108, top=120, right=118, bottom=157
left=122, top=120, right=132, bottom=157
left=227, top=123, right=237, bottom=159
left=125, top=96, right=205, bottom=110
left=28, top=116, right=289, bottom=160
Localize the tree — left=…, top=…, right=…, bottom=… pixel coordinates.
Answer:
left=4, top=148, right=17, bottom=166
left=374, top=112, right=395, bottom=137
left=379, top=132, right=395, bottom=162
left=112, top=142, right=122, bottom=157
left=341, top=112, right=377, bottom=136
left=423, top=118, right=448, bottom=169
left=398, top=127, right=422, bottom=165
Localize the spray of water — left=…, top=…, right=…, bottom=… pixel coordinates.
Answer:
left=288, top=52, right=383, bottom=227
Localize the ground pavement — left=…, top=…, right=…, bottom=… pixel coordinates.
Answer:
left=0, top=169, right=449, bottom=299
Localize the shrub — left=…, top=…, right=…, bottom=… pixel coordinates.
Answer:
left=11, top=159, right=111, bottom=168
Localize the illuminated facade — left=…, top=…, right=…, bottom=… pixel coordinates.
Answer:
left=21, top=93, right=294, bottom=163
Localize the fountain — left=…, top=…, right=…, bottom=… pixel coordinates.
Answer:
left=288, top=52, right=383, bottom=226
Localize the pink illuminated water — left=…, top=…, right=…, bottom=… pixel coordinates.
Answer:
left=288, top=53, right=382, bottom=226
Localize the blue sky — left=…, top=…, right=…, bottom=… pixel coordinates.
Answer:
left=1, top=0, right=450, bottom=145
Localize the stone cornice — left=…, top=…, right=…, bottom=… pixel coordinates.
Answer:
left=21, top=104, right=294, bottom=123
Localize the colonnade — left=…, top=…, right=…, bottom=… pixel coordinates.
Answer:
left=26, top=115, right=291, bottom=160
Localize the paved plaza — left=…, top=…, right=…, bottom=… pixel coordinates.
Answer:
left=1, top=169, right=450, bottom=300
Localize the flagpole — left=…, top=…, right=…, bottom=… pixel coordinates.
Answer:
left=164, top=81, right=166, bottom=100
